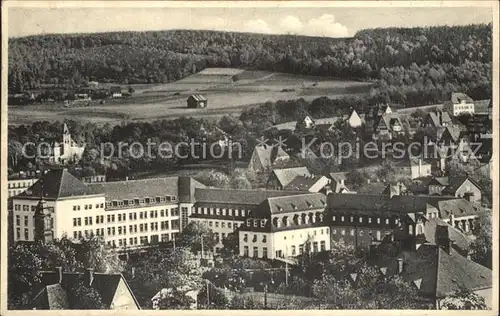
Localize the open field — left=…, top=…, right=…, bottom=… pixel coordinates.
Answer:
left=8, top=69, right=373, bottom=125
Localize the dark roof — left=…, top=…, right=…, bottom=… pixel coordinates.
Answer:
left=441, top=177, right=481, bottom=195
left=87, top=177, right=181, bottom=201
left=110, top=86, right=122, bottom=93
left=356, top=182, right=387, bottom=195
left=35, top=271, right=140, bottom=309
left=194, top=188, right=307, bottom=206
left=178, top=177, right=206, bottom=203
left=252, top=145, right=291, bottom=170
left=427, top=111, right=452, bottom=127
left=422, top=217, right=472, bottom=253
left=258, top=193, right=327, bottom=215
left=327, top=193, right=458, bottom=213
left=17, top=169, right=96, bottom=200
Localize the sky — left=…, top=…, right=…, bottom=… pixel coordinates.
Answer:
left=7, top=6, right=493, bottom=38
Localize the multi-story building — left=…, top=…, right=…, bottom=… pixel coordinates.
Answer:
left=8, top=178, right=38, bottom=197
left=189, top=188, right=310, bottom=252
left=238, top=193, right=330, bottom=259
left=325, top=193, right=484, bottom=250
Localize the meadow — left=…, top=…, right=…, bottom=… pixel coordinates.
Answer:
left=8, top=69, right=373, bottom=125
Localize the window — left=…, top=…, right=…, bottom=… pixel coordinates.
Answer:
left=16, top=215, right=20, bottom=226
left=262, top=235, right=267, bottom=243
left=299, top=245, right=304, bottom=255
left=209, top=221, right=213, bottom=227
left=368, top=217, right=372, bottom=223
left=228, top=222, right=232, bottom=229
left=377, top=217, right=381, bottom=224
left=320, top=241, right=326, bottom=251
left=243, top=234, right=248, bottom=242
left=341, top=216, right=344, bottom=222
left=350, top=216, right=353, bottom=222
left=222, top=209, right=226, bottom=216
left=222, top=233, right=226, bottom=240
left=252, top=235, right=257, bottom=242
left=77, top=218, right=82, bottom=226
left=215, top=222, right=219, bottom=228
left=341, top=229, right=345, bottom=236
left=16, top=228, right=21, bottom=239
left=385, top=218, right=390, bottom=225
left=359, top=217, right=363, bottom=223
left=241, top=210, right=246, bottom=217
left=243, top=246, right=249, bottom=256
left=216, top=208, right=220, bottom=215
left=24, top=228, right=29, bottom=240
left=161, top=210, right=165, bottom=217
left=313, top=242, right=318, bottom=253
left=263, top=247, right=268, bottom=259
left=253, top=247, right=259, bottom=258
left=73, top=206, right=77, bottom=211
left=228, top=209, right=233, bottom=216
left=221, top=222, right=226, bottom=228
left=350, top=229, right=355, bottom=236
left=291, top=245, right=296, bottom=255
left=359, top=230, right=364, bottom=236
left=74, top=231, right=78, bottom=239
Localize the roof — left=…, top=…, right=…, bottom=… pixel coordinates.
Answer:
left=400, top=244, right=491, bottom=298
left=252, top=145, right=290, bottom=170
left=328, top=172, right=347, bottom=182
left=188, top=94, right=207, bottom=102
left=473, top=99, right=491, bottom=114
left=450, top=92, right=473, bottom=104
left=422, top=217, right=472, bottom=253
left=327, top=193, right=457, bottom=214
left=356, top=182, right=387, bottom=195
left=194, top=188, right=307, bottom=206
left=16, top=169, right=95, bottom=200
left=436, top=199, right=484, bottom=218
left=35, top=271, right=140, bottom=309
left=283, top=175, right=329, bottom=191
left=270, top=167, right=311, bottom=187
left=427, top=111, right=452, bottom=127
left=178, top=177, right=206, bottom=203
left=87, top=177, right=181, bottom=201
left=258, top=193, right=327, bottom=215
left=441, top=176, right=481, bottom=196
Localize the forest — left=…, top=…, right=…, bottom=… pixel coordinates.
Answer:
left=8, top=24, right=492, bottom=105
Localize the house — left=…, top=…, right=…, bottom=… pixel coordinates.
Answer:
left=296, top=115, right=315, bottom=129
left=373, top=113, right=406, bottom=140
left=328, top=172, right=352, bottom=193
left=444, top=93, right=475, bottom=116
left=187, top=94, right=208, bottom=108
left=31, top=268, right=140, bottom=309
left=356, top=180, right=408, bottom=197
left=347, top=109, right=364, bottom=128
left=440, top=176, right=482, bottom=203
left=393, top=156, right=432, bottom=179
left=110, top=86, right=122, bottom=98
left=266, top=166, right=311, bottom=190
left=283, top=175, right=331, bottom=193
left=424, top=111, right=453, bottom=128
left=370, top=233, right=492, bottom=309
left=247, top=145, right=290, bottom=173
left=419, top=217, right=472, bottom=257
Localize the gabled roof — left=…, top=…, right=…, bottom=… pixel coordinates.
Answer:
left=429, top=177, right=449, bottom=186
left=427, top=111, right=452, bottom=127
left=188, top=94, right=207, bottom=102
left=193, top=188, right=307, bottom=206
left=34, top=271, right=140, bottom=309
left=283, top=175, right=329, bottom=191
left=441, top=176, right=481, bottom=196
left=258, top=192, right=327, bottom=215
left=474, top=99, right=491, bottom=114
left=270, top=166, right=311, bottom=187
left=436, top=199, right=484, bottom=218
left=450, top=92, right=473, bottom=104
left=17, top=169, right=95, bottom=200
left=328, top=172, right=347, bottom=182
left=251, top=145, right=291, bottom=170
left=87, top=177, right=183, bottom=201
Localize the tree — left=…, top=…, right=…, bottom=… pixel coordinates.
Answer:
left=177, top=222, right=217, bottom=254
left=440, top=286, right=488, bottom=310
left=196, top=170, right=230, bottom=188
left=197, top=281, right=231, bottom=309
left=346, top=169, right=368, bottom=189
left=469, top=210, right=492, bottom=269
left=66, top=279, right=106, bottom=309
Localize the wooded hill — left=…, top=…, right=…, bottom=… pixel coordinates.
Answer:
left=9, top=24, right=492, bottom=104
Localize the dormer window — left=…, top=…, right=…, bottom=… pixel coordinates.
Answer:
left=254, top=220, right=259, bottom=227
left=171, top=196, right=177, bottom=201
left=112, top=201, right=118, bottom=207
left=134, top=199, right=140, bottom=205
left=139, top=199, right=145, bottom=205
left=246, top=219, right=252, bottom=227
left=145, top=198, right=151, bottom=204
left=260, top=219, right=266, bottom=227
left=307, top=201, right=313, bottom=208
left=129, top=199, right=135, bottom=205
left=278, top=206, right=283, bottom=212
left=156, top=197, right=161, bottom=203
left=332, top=215, right=336, bottom=221
left=291, top=204, right=298, bottom=210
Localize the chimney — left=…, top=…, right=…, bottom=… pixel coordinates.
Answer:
left=397, top=258, right=404, bottom=274
left=436, top=225, right=452, bottom=254
left=84, top=268, right=94, bottom=286
left=56, top=266, right=63, bottom=283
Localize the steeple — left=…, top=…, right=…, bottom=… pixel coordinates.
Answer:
left=34, top=178, right=54, bottom=243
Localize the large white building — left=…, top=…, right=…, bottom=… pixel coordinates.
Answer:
left=11, top=169, right=204, bottom=248
left=238, top=193, right=330, bottom=259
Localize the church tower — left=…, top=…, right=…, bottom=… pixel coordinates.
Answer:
left=33, top=180, right=54, bottom=243
left=62, top=123, right=71, bottom=156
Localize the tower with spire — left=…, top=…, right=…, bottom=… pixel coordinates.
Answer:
left=52, top=122, right=85, bottom=164
left=33, top=179, right=54, bottom=243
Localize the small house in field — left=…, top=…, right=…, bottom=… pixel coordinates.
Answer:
left=110, top=86, right=122, bottom=98
left=187, top=94, right=207, bottom=108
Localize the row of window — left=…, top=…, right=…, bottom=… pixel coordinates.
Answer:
left=207, top=220, right=241, bottom=229
left=73, top=203, right=104, bottom=211
left=106, top=233, right=178, bottom=248
left=242, top=241, right=327, bottom=258
left=195, top=207, right=247, bottom=217
left=106, top=196, right=177, bottom=209
left=331, top=215, right=398, bottom=225
left=8, top=181, right=34, bottom=189
left=9, top=189, right=28, bottom=197
left=15, top=205, right=37, bottom=212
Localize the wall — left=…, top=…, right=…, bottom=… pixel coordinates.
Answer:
left=110, top=278, right=140, bottom=309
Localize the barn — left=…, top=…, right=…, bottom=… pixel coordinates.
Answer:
left=187, top=94, right=207, bottom=108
